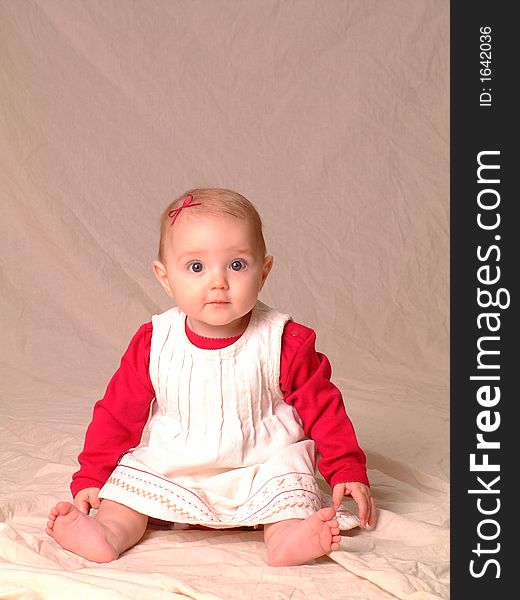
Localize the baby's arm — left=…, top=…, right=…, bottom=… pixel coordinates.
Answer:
left=71, top=323, right=155, bottom=497
left=281, top=323, right=370, bottom=486
left=73, top=487, right=101, bottom=514
left=332, top=481, right=377, bottom=528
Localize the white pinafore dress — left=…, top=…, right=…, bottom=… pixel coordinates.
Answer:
left=98, top=301, right=322, bottom=527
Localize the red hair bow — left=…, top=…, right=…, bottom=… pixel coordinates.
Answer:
left=168, top=194, right=202, bottom=226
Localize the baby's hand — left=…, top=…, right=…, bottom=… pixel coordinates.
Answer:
left=73, top=487, right=101, bottom=514
left=332, top=481, right=377, bottom=529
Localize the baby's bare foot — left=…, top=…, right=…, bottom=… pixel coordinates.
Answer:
left=266, top=507, right=341, bottom=566
left=46, top=502, right=119, bottom=563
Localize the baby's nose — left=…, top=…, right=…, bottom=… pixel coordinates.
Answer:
left=210, top=270, right=229, bottom=289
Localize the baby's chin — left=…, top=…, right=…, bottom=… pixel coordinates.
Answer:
left=192, top=311, right=253, bottom=337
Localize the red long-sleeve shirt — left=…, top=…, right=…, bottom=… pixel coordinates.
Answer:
left=71, top=319, right=369, bottom=497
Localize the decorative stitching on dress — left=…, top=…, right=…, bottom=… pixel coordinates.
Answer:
left=119, top=462, right=315, bottom=499
left=105, top=465, right=321, bottom=524
left=107, top=473, right=319, bottom=523
left=106, top=476, right=195, bottom=519
left=106, top=472, right=215, bottom=519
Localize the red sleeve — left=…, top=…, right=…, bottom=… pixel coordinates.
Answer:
left=70, top=323, right=155, bottom=497
left=280, top=321, right=369, bottom=488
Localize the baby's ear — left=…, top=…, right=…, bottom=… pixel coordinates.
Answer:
left=152, top=260, right=173, bottom=297
left=260, top=255, right=274, bottom=288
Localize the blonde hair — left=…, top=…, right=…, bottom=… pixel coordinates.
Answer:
left=158, top=188, right=267, bottom=262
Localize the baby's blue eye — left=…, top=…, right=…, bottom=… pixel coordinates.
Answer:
left=230, top=260, right=246, bottom=271
left=188, top=262, right=204, bottom=273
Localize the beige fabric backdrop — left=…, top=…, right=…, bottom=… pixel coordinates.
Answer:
left=0, top=1, right=449, bottom=598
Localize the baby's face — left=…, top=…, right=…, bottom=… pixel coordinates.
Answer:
left=154, top=214, right=272, bottom=337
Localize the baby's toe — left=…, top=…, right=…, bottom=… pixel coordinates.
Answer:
left=319, top=507, right=337, bottom=521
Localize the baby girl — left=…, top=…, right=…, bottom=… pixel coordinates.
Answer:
left=46, top=188, right=376, bottom=566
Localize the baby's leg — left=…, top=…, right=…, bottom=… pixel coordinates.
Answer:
left=46, top=499, right=148, bottom=563
left=263, top=507, right=341, bottom=567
